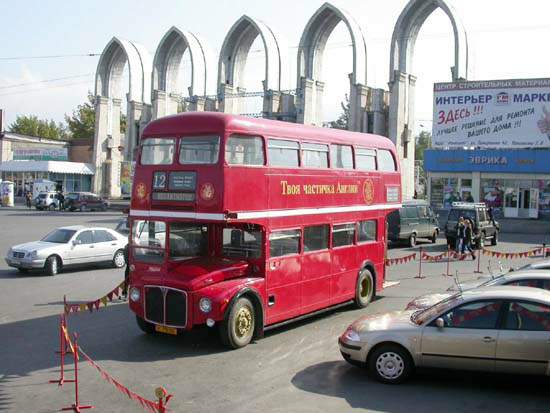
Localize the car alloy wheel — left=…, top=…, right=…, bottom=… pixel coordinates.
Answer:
left=376, top=352, right=405, bottom=381
left=113, top=250, right=125, bottom=268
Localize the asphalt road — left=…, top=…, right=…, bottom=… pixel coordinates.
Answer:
left=0, top=206, right=548, bottom=413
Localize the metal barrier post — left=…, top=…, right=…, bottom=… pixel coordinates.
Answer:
left=62, top=333, right=94, bottom=412
left=416, top=247, right=424, bottom=279
left=50, top=314, right=75, bottom=387
left=443, top=245, right=451, bottom=276
left=474, top=247, right=483, bottom=274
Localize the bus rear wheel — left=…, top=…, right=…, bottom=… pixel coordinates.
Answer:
left=354, top=269, right=374, bottom=308
left=220, top=297, right=255, bottom=349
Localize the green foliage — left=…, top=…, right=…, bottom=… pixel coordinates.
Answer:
left=328, top=94, right=350, bottom=130
left=415, top=131, right=431, bottom=161
left=9, top=115, right=68, bottom=140
left=65, top=93, right=95, bottom=139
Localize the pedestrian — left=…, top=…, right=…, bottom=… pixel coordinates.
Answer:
left=455, top=217, right=465, bottom=252
left=25, top=191, right=32, bottom=209
left=487, top=206, right=495, bottom=225
left=57, top=191, right=65, bottom=211
left=462, top=220, right=476, bottom=260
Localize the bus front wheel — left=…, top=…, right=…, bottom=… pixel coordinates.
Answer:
left=354, top=269, right=374, bottom=308
left=220, top=297, right=255, bottom=349
left=136, top=315, right=156, bottom=335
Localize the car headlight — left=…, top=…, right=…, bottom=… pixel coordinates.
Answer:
left=343, top=328, right=361, bottom=342
left=199, top=297, right=212, bottom=313
left=129, top=287, right=140, bottom=302
left=29, top=250, right=38, bottom=259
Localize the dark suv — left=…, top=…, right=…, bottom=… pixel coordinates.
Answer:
left=445, top=202, right=499, bottom=248
left=387, top=200, right=439, bottom=247
left=65, top=192, right=108, bottom=212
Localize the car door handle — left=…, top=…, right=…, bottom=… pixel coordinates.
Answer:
left=483, top=336, right=495, bottom=343
left=111, top=243, right=117, bottom=246
left=89, top=245, right=95, bottom=248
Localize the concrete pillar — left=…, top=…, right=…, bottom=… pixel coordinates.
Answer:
left=187, top=96, right=206, bottom=112
left=280, top=93, right=296, bottom=122
left=314, top=81, right=324, bottom=127
left=263, top=90, right=281, bottom=119
left=126, top=101, right=143, bottom=162
left=472, top=172, right=481, bottom=203
left=152, top=90, right=167, bottom=120
left=388, top=70, right=415, bottom=201
left=371, top=88, right=387, bottom=136
left=219, top=84, right=237, bottom=114
left=349, top=81, right=369, bottom=132
left=92, top=96, right=109, bottom=195
left=296, top=77, right=315, bottom=125
left=168, top=93, right=181, bottom=114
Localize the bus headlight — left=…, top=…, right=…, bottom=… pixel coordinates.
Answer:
left=199, top=297, right=212, bottom=313
left=129, top=287, right=140, bottom=302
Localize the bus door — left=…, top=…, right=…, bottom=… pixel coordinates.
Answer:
left=330, top=223, right=358, bottom=305
left=266, top=229, right=302, bottom=324
left=301, top=224, right=331, bottom=314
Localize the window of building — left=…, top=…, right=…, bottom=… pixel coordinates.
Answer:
left=269, top=230, right=301, bottom=257
left=302, top=143, right=329, bottom=168
left=141, top=138, right=175, bottom=165
left=225, top=135, right=265, bottom=165
left=268, top=139, right=299, bottom=167
left=304, top=225, right=329, bottom=252
left=358, top=220, right=377, bottom=242
left=356, top=148, right=377, bottom=171
left=179, top=135, right=220, bottom=164
left=377, top=150, right=397, bottom=172
left=332, top=224, right=355, bottom=247
left=330, top=144, right=353, bottom=169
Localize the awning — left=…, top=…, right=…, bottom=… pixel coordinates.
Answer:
left=0, top=160, right=95, bottom=175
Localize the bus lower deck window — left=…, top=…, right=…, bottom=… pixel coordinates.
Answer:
left=332, top=224, right=355, bottom=247
left=269, top=230, right=300, bottom=257
left=304, top=225, right=329, bottom=252
left=358, top=220, right=377, bottom=242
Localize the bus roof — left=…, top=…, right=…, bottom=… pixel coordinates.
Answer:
left=142, top=112, right=395, bottom=150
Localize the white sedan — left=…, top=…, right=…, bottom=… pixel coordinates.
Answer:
left=5, top=225, right=127, bottom=276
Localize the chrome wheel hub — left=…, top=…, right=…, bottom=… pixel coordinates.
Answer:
left=115, top=252, right=125, bottom=267
left=376, top=352, right=404, bottom=380
left=235, top=307, right=252, bottom=338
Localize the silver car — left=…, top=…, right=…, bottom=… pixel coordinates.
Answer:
left=339, top=287, right=550, bottom=384
left=5, top=226, right=127, bottom=276
left=406, top=270, right=550, bottom=310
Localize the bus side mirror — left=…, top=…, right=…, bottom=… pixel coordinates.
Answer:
left=435, top=318, right=445, bottom=329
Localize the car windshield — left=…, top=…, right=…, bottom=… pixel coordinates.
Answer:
left=66, top=193, right=79, bottom=200
left=169, top=223, right=208, bottom=260
left=41, top=229, right=77, bottom=243
left=38, top=194, right=47, bottom=199
left=222, top=226, right=262, bottom=259
left=131, top=220, right=166, bottom=264
left=411, top=293, right=462, bottom=325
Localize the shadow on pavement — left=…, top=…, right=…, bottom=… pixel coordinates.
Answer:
left=291, top=361, right=550, bottom=412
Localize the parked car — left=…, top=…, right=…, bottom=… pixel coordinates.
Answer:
left=339, top=287, right=550, bottom=384
left=5, top=226, right=127, bottom=275
left=406, top=269, right=550, bottom=310
left=387, top=200, right=439, bottom=247
left=444, top=202, right=499, bottom=248
left=35, top=192, right=60, bottom=210
left=65, top=192, right=108, bottom=212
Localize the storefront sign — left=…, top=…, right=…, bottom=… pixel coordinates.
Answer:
left=432, top=78, right=550, bottom=148
left=424, top=149, right=550, bottom=173
left=13, top=148, right=68, bottom=161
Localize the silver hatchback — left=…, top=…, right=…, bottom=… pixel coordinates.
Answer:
left=339, top=287, right=550, bottom=384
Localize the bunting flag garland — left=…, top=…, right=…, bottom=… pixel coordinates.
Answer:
left=482, top=247, right=542, bottom=259
left=385, top=253, right=417, bottom=266
left=449, top=251, right=474, bottom=261
left=61, top=325, right=77, bottom=358
left=79, top=346, right=171, bottom=412
left=65, top=281, right=126, bottom=315
left=421, top=251, right=448, bottom=262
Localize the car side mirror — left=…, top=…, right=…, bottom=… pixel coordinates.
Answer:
left=435, top=318, right=445, bottom=329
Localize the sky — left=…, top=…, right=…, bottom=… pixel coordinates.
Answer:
left=2, top=0, right=550, bottom=135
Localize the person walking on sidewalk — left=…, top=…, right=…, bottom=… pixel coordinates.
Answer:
left=25, top=191, right=32, bottom=209
left=462, top=220, right=476, bottom=260
left=455, top=217, right=465, bottom=253
left=122, top=241, right=129, bottom=300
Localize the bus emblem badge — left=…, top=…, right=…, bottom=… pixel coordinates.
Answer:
left=136, top=182, right=147, bottom=200
left=363, top=179, right=374, bottom=205
left=200, top=183, right=215, bottom=201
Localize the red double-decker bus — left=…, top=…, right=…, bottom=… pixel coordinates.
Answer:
left=127, top=112, right=401, bottom=348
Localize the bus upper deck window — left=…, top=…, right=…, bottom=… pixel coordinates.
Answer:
left=330, top=144, right=353, bottom=169
left=179, top=135, right=220, bottom=164
left=141, top=138, right=175, bottom=165
left=356, top=148, right=377, bottom=171
left=268, top=139, right=299, bottom=167
left=378, top=150, right=397, bottom=172
left=302, top=143, right=329, bottom=168
left=226, top=135, right=265, bottom=165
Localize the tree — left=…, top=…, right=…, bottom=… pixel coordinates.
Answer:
left=65, top=92, right=95, bottom=139
left=415, top=131, right=431, bottom=161
left=9, top=115, right=68, bottom=140
left=65, top=92, right=127, bottom=138
left=328, top=94, right=350, bottom=130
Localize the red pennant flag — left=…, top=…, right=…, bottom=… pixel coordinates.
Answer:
left=94, top=300, right=101, bottom=310
left=107, top=292, right=114, bottom=301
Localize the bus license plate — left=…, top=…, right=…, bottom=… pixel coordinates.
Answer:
left=155, top=325, right=178, bottom=335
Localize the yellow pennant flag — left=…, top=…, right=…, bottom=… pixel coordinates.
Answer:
left=100, top=297, right=108, bottom=307
left=79, top=304, right=87, bottom=312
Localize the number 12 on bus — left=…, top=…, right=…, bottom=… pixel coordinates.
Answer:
left=127, top=113, right=401, bottom=349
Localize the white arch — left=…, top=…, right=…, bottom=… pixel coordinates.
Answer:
left=153, top=26, right=214, bottom=97
left=297, top=2, right=367, bottom=86
left=389, top=0, right=470, bottom=82
left=218, top=15, right=283, bottom=92
left=95, top=36, right=152, bottom=104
